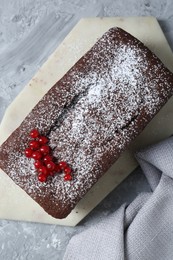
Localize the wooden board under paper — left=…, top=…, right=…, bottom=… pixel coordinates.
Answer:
left=0, top=17, right=173, bottom=226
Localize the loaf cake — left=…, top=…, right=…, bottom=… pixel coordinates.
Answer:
left=0, top=27, right=173, bottom=219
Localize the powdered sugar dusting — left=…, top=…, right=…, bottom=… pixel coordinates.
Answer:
left=1, top=27, right=173, bottom=218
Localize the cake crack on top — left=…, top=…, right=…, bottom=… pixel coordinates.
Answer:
left=47, top=82, right=95, bottom=134
left=0, top=27, right=173, bottom=219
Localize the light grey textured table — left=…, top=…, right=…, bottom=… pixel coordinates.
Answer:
left=0, top=1, right=172, bottom=259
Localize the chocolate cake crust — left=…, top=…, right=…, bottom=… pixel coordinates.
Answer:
left=0, top=27, right=173, bottom=219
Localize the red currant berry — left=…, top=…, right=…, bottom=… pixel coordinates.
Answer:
left=32, top=151, right=42, bottom=160
left=30, top=129, right=40, bottom=138
left=55, top=164, right=61, bottom=173
left=46, top=161, right=55, bottom=171
left=24, top=148, right=33, bottom=158
left=38, top=173, right=47, bottom=182
left=64, top=174, right=72, bottom=181
left=38, top=136, right=48, bottom=145
left=59, top=161, right=68, bottom=170
left=34, top=160, right=43, bottom=169
left=38, top=166, right=48, bottom=176
left=64, top=167, right=72, bottom=175
left=29, top=140, right=40, bottom=150
left=43, top=155, right=53, bottom=164
left=40, top=145, right=50, bottom=155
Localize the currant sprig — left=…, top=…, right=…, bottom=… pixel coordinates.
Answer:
left=24, top=129, right=72, bottom=182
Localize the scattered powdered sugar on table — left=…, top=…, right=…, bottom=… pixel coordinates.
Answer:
left=1, top=27, right=173, bottom=218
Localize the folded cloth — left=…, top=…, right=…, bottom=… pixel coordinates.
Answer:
left=63, top=136, right=173, bottom=260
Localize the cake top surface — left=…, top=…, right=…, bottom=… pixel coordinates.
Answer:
left=0, top=27, right=173, bottom=218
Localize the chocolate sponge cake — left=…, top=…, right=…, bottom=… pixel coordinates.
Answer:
left=0, top=27, right=173, bottom=219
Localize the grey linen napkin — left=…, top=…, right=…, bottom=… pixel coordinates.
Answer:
left=63, top=136, right=173, bottom=260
